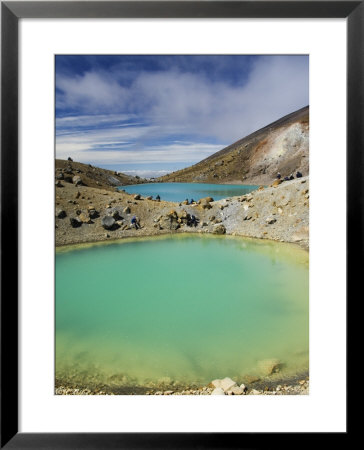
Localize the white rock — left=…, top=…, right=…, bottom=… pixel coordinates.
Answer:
left=211, top=388, right=225, bottom=395
left=250, top=389, right=261, bottom=395
left=211, top=379, right=222, bottom=389
left=228, top=386, right=245, bottom=395
left=220, top=377, right=237, bottom=392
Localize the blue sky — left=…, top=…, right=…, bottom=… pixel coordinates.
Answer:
left=56, top=55, right=309, bottom=177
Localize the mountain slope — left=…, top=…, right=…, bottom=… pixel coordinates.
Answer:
left=158, top=106, right=309, bottom=185
left=55, top=159, right=146, bottom=191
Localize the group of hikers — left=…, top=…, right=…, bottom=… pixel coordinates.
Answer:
left=277, top=171, right=303, bottom=181
left=130, top=209, right=198, bottom=230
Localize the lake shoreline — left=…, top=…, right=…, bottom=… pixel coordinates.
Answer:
left=55, top=371, right=309, bottom=396
left=56, top=176, right=309, bottom=250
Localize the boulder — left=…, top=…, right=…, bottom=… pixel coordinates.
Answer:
left=134, top=194, right=141, bottom=200
left=198, top=197, right=213, bottom=209
left=211, top=387, right=225, bottom=395
left=178, top=210, right=188, bottom=219
left=212, top=224, right=226, bottom=235
left=101, top=216, right=116, bottom=230
left=272, top=179, right=282, bottom=187
left=146, top=196, right=153, bottom=200
left=265, top=217, right=277, bottom=225
left=56, top=209, right=66, bottom=219
left=249, top=389, right=261, bottom=395
left=88, top=209, right=99, bottom=219
left=168, top=210, right=178, bottom=218
left=123, top=206, right=131, bottom=214
left=72, top=175, right=82, bottom=186
left=228, top=386, right=245, bottom=395
left=211, top=377, right=236, bottom=392
left=107, top=208, right=123, bottom=220
left=56, top=172, right=64, bottom=180
left=69, top=217, right=82, bottom=228
left=55, top=181, right=63, bottom=188
left=79, top=213, right=92, bottom=224
left=220, top=377, right=237, bottom=392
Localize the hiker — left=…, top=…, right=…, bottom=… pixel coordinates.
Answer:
left=277, top=172, right=281, bottom=179
left=185, top=198, right=189, bottom=205
left=296, top=171, right=302, bottom=178
left=156, top=195, right=161, bottom=202
left=284, top=176, right=290, bottom=181
left=289, top=174, right=294, bottom=180
left=190, top=198, right=195, bottom=204
left=131, top=216, right=140, bottom=229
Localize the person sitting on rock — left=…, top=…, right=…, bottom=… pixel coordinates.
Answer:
left=185, top=198, right=189, bottom=205
left=277, top=172, right=281, bottom=179
left=296, top=171, right=302, bottom=178
left=284, top=176, right=290, bottom=181
left=131, top=215, right=140, bottom=229
left=156, top=195, right=161, bottom=202
left=289, top=174, right=294, bottom=180
left=190, top=198, right=195, bottom=204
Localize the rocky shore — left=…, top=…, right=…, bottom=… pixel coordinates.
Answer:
left=56, top=163, right=309, bottom=250
left=55, top=376, right=309, bottom=396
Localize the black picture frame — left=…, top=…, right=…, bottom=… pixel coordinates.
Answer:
left=1, top=1, right=357, bottom=448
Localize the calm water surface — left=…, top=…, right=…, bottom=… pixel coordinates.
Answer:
left=119, top=182, right=259, bottom=202
left=56, top=235, right=308, bottom=388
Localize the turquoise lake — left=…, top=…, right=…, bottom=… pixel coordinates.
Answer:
left=118, top=182, right=259, bottom=202
left=56, top=235, right=309, bottom=389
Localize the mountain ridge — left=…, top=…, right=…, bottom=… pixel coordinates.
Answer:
left=157, top=106, right=309, bottom=185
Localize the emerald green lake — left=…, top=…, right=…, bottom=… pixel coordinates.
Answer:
left=56, top=235, right=309, bottom=389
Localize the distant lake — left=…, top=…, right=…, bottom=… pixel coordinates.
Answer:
left=118, top=182, right=259, bottom=202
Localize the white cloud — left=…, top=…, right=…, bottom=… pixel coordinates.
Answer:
left=56, top=125, right=222, bottom=166
left=57, top=72, right=130, bottom=113
left=56, top=113, right=139, bottom=130
left=56, top=56, right=308, bottom=166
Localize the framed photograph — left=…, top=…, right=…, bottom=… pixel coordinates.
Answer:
left=2, top=1, right=356, bottom=447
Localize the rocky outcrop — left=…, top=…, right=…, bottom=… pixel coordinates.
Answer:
left=55, top=159, right=147, bottom=192
left=55, top=160, right=309, bottom=249
left=101, top=216, right=116, bottom=230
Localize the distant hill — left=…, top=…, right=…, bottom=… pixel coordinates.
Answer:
left=55, top=159, right=146, bottom=191
left=157, top=106, right=309, bottom=185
